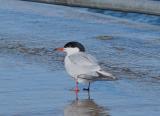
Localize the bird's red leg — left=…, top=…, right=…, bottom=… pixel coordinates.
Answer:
left=75, top=80, right=79, bottom=92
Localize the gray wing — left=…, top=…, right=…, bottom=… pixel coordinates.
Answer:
left=68, top=52, right=101, bottom=72
left=68, top=52, right=116, bottom=81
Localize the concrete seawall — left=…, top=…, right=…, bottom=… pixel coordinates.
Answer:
left=27, top=0, right=160, bottom=15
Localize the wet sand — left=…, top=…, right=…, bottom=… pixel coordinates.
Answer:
left=0, top=0, right=160, bottom=116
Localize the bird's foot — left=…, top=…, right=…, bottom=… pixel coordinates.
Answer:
left=69, top=88, right=80, bottom=92
left=75, top=88, right=80, bottom=92
left=83, top=88, right=90, bottom=91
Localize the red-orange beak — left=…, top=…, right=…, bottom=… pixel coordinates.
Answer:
left=54, top=47, right=64, bottom=52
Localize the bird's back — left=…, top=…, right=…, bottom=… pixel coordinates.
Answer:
left=64, top=52, right=100, bottom=79
left=64, top=52, right=116, bottom=83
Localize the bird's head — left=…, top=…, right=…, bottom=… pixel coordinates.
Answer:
left=54, top=41, right=85, bottom=55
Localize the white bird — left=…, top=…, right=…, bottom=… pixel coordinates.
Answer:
left=55, top=41, right=116, bottom=91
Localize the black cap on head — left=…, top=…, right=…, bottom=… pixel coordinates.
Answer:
left=64, top=41, right=85, bottom=52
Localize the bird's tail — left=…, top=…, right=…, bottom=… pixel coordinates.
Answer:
left=96, top=70, right=117, bottom=81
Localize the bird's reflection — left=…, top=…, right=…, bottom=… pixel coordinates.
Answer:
left=64, top=92, right=110, bottom=116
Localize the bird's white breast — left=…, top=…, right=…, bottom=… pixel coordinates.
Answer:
left=64, top=56, right=86, bottom=79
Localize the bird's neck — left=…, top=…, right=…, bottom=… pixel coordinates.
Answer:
left=66, top=51, right=79, bottom=56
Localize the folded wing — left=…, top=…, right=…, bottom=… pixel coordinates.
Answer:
left=68, top=52, right=101, bottom=72
left=68, top=52, right=116, bottom=81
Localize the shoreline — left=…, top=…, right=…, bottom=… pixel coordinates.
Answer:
left=23, top=0, right=160, bottom=16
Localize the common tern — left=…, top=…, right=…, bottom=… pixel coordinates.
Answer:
left=55, top=41, right=116, bottom=91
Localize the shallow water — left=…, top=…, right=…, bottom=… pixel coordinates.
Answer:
left=0, top=0, right=160, bottom=116
left=88, top=8, right=160, bottom=26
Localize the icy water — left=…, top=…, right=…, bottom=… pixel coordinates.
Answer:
left=0, top=0, right=160, bottom=116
